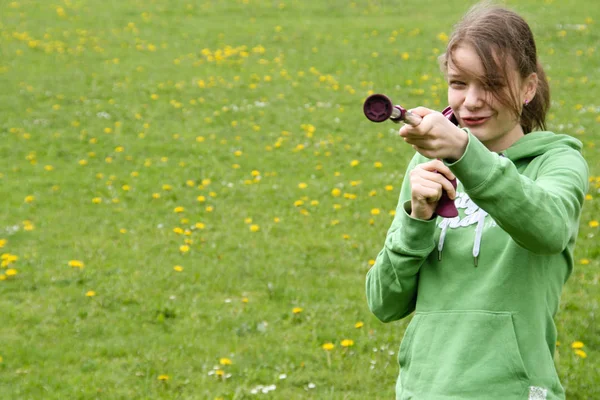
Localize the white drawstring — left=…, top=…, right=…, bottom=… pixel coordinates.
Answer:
left=438, top=223, right=449, bottom=261
left=472, top=210, right=488, bottom=267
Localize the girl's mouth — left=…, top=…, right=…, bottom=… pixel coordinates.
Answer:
left=462, top=116, right=490, bottom=127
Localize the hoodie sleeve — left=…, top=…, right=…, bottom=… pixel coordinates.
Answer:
left=366, top=154, right=438, bottom=322
left=446, top=129, right=588, bottom=254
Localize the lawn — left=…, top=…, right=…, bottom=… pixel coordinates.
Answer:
left=0, top=0, right=598, bottom=398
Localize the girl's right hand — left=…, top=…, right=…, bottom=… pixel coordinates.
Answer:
left=409, top=160, right=457, bottom=220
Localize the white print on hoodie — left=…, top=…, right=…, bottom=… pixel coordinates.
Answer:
left=436, top=184, right=497, bottom=265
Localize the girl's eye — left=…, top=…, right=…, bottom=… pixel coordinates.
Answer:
left=449, top=80, right=466, bottom=88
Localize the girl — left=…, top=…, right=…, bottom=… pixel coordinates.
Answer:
left=365, top=3, right=588, bottom=400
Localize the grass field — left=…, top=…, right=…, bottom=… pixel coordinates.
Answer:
left=0, top=0, right=598, bottom=398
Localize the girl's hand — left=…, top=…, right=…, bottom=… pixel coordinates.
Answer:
left=409, top=160, right=457, bottom=220
left=399, top=107, right=468, bottom=162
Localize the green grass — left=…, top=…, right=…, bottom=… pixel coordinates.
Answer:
left=0, top=0, right=598, bottom=398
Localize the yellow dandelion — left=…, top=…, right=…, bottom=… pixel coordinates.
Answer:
left=350, top=160, right=360, bottom=167
left=152, top=193, right=161, bottom=199
left=292, top=307, right=303, bottom=314
left=355, top=322, right=364, bottom=329
left=157, top=374, right=169, bottom=381
left=589, top=220, right=599, bottom=228
left=273, top=217, right=281, bottom=223
left=69, top=260, right=84, bottom=269
left=206, top=206, right=214, bottom=212
left=574, top=349, right=587, bottom=358
left=385, top=185, right=394, bottom=191
left=0, top=275, right=5, bottom=281
left=86, top=290, right=96, bottom=297
left=244, top=218, right=253, bottom=224
left=331, top=188, right=341, bottom=197
left=371, top=208, right=380, bottom=216
left=0, top=239, right=6, bottom=248
left=249, top=224, right=260, bottom=232
left=219, top=358, right=233, bottom=366
left=174, top=206, right=185, bottom=213
left=24, top=195, right=35, bottom=203
left=341, top=339, right=354, bottom=347
left=195, top=222, right=205, bottom=229
left=571, top=341, right=584, bottom=349
left=92, top=197, right=102, bottom=204
left=6, top=269, right=17, bottom=277
left=173, top=265, right=184, bottom=272
left=368, top=259, right=376, bottom=266
left=119, top=228, right=127, bottom=234
left=180, top=245, right=190, bottom=253
left=298, top=182, right=308, bottom=189
left=580, top=259, right=590, bottom=265
left=322, top=343, right=334, bottom=351
left=215, top=369, right=225, bottom=377
left=374, top=161, right=383, bottom=168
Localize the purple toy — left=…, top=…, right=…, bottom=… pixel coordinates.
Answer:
left=363, top=94, right=459, bottom=218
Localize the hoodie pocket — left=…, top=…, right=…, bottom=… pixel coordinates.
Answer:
left=397, top=311, right=530, bottom=399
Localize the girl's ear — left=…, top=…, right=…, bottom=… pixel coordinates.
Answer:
left=523, top=72, right=538, bottom=103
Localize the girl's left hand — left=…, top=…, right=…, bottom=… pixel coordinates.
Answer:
left=399, top=107, right=469, bottom=162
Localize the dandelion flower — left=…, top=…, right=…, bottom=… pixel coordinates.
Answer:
left=292, top=307, right=303, bottom=314
left=574, top=349, right=587, bottom=358
left=157, top=374, right=169, bottom=381
left=174, top=206, right=185, bottom=213
left=371, top=208, right=380, bottom=216
left=589, top=220, right=599, bottom=228
left=355, top=322, right=364, bottom=328
left=219, top=358, right=232, bottom=365
left=249, top=224, right=260, bottom=232
left=341, top=339, right=354, bottom=347
left=86, top=290, right=96, bottom=297
left=571, top=341, right=584, bottom=349
left=69, top=260, right=84, bottom=269
left=322, top=343, right=334, bottom=351
left=5, top=269, right=17, bottom=277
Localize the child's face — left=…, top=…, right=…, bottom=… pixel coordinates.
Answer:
left=447, top=44, right=526, bottom=152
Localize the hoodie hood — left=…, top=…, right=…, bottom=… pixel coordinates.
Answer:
left=502, top=131, right=583, bottom=160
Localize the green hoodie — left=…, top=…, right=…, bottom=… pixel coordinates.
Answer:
left=366, top=130, right=588, bottom=400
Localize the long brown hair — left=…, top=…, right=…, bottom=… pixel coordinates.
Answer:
left=439, top=3, right=550, bottom=133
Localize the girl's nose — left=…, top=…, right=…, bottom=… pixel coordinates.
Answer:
left=463, top=85, right=485, bottom=109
